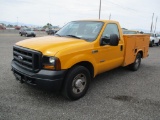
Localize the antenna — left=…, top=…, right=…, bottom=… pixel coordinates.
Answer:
left=99, top=0, right=101, bottom=19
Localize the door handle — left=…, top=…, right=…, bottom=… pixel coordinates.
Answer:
left=120, top=45, right=123, bottom=51
left=92, top=50, right=98, bottom=54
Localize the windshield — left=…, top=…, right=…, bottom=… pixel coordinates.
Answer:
left=123, top=30, right=137, bottom=34
left=157, top=34, right=160, bottom=37
left=55, top=21, right=104, bottom=41
left=150, top=34, right=154, bottom=37
left=25, top=29, right=31, bottom=31
left=145, top=33, right=154, bottom=37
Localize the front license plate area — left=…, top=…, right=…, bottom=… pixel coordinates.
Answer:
left=14, top=73, right=22, bottom=81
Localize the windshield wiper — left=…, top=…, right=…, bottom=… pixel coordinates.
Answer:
left=65, top=35, right=81, bottom=39
left=55, top=34, right=61, bottom=37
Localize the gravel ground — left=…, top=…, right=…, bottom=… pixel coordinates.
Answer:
left=0, top=30, right=160, bottom=120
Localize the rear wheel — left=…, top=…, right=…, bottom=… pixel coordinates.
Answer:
left=129, top=53, right=141, bottom=71
left=62, top=66, right=91, bottom=100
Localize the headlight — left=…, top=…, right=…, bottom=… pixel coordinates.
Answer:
left=49, top=57, right=55, bottom=64
left=43, top=56, right=61, bottom=70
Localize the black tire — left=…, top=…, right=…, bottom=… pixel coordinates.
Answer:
left=25, top=33, right=28, bottom=37
left=20, top=34, right=22, bottom=36
left=129, top=53, right=141, bottom=71
left=33, top=35, right=36, bottom=37
left=62, top=65, right=91, bottom=100
left=149, top=40, right=154, bottom=47
left=156, top=40, right=160, bottom=46
left=156, top=43, right=159, bottom=46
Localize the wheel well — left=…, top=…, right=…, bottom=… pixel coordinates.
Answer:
left=73, top=61, right=94, bottom=79
left=138, top=51, right=143, bottom=58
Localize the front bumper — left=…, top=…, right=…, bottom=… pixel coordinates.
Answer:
left=27, top=33, right=36, bottom=36
left=11, top=60, right=66, bottom=91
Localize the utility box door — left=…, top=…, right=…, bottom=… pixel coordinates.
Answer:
left=122, top=35, right=149, bottom=67
left=123, top=35, right=136, bottom=66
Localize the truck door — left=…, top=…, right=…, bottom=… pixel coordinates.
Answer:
left=96, top=23, right=124, bottom=74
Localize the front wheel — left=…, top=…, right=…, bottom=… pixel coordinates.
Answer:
left=25, top=33, right=28, bottom=37
left=62, top=66, right=91, bottom=100
left=129, top=53, right=141, bottom=71
left=149, top=41, right=154, bottom=47
left=156, top=40, right=160, bottom=46
left=156, top=43, right=159, bottom=46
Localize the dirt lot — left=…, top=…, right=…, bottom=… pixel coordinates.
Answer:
left=0, top=30, right=160, bottom=120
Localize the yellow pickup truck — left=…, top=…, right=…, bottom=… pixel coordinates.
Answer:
left=11, top=20, right=149, bottom=100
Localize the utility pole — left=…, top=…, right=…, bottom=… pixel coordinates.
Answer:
left=154, top=17, right=158, bottom=33
left=48, top=9, right=51, bottom=29
left=17, top=17, right=18, bottom=26
left=99, top=0, right=101, bottom=19
left=109, top=13, right=111, bottom=20
left=150, top=13, right=154, bottom=33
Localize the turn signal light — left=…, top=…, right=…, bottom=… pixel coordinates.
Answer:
left=43, top=65, right=55, bottom=70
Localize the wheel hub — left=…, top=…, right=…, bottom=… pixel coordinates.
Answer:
left=72, top=73, right=87, bottom=94
left=75, top=79, right=83, bottom=88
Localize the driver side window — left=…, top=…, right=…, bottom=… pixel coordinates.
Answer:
left=102, top=23, right=120, bottom=39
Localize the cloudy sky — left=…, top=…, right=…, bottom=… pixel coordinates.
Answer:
left=1, top=0, right=160, bottom=31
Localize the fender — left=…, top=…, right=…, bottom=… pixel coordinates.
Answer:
left=60, top=53, right=98, bottom=77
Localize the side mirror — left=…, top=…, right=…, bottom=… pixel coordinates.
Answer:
left=110, top=34, right=119, bottom=46
left=100, top=34, right=119, bottom=46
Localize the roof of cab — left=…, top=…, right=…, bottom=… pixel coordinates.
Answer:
left=72, top=19, right=119, bottom=23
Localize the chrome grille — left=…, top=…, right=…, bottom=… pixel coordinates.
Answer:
left=13, top=45, right=42, bottom=72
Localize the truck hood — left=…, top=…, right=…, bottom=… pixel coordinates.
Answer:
left=16, top=36, right=88, bottom=56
